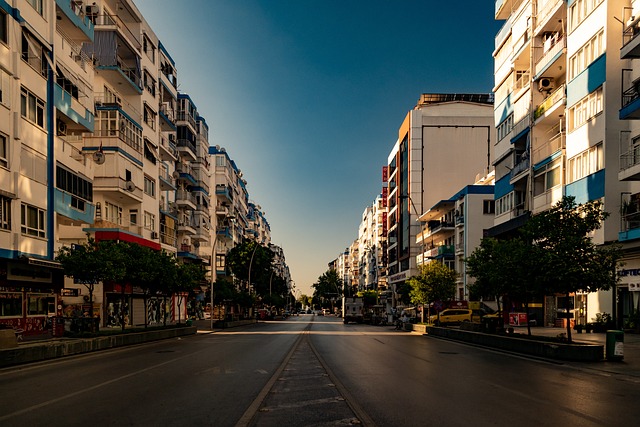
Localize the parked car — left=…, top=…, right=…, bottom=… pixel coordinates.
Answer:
left=429, top=309, right=475, bottom=326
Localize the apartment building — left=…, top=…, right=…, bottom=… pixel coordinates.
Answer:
left=493, top=0, right=636, bottom=327
left=418, top=179, right=495, bottom=303
left=357, top=194, right=387, bottom=291
left=209, top=145, right=249, bottom=282
left=385, top=93, right=495, bottom=303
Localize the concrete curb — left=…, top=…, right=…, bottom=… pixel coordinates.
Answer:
left=0, top=326, right=197, bottom=368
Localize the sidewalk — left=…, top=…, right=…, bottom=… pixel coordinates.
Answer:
left=513, top=326, right=640, bottom=377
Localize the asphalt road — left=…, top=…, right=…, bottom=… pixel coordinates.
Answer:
left=1, top=315, right=638, bottom=427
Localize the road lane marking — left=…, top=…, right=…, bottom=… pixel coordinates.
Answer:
left=0, top=350, right=201, bottom=422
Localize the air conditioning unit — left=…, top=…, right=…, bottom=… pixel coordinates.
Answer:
left=56, top=120, right=67, bottom=136
left=538, top=77, right=554, bottom=92
left=151, top=231, right=159, bottom=239
left=125, top=180, right=135, bottom=192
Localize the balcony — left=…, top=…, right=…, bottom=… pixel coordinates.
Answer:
left=216, top=185, right=233, bottom=203
left=532, top=186, right=563, bottom=215
left=159, top=135, right=178, bottom=161
left=424, top=244, right=455, bottom=260
left=54, top=189, right=95, bottom=224
left=176, top=139, right=197, bottom=162
left=621, top=16, right=640, bottom=59
left=92, top=176, right=142, bottom=203
left=620, top=77, right=640, bottom=120
left=510, top=157, right=530, bottom=184
left=534, top=0, right=563, bottom=34
left=534, top=84, right=565, bottom=124
left=55, top=0, right=94, bottom=42
left=620, top=146, right=640, bottom=181
left=176, top=189, right=197, bottom=210
left=160, top=223, right=177, bottom=247
left=495, top=0, right=524, bottom=20
left=177, top=219, right=196, bottom=235
left=158, top=167, right=176, bottom=191
left=176, top=112, right=197, bottom=132
left=620, top=195, right=640, bottom=241
left=159, top=102, right=176, bottom=131
left=532, top=125, right=564, bottom=166
left=534, top=34, right=565, bottom=79
left=54, top=84, right=95, bottom=133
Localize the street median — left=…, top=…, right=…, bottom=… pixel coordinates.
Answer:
left=0, top=326, right=197, bottom=368
left=423, top=325, right=604, bottom=362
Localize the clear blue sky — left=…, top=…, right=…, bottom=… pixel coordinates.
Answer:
left=136, top=0, right=501, bottom=296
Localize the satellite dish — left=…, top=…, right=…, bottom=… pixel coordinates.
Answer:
left=172, top=170, right=180, bottom=179
left=93, top=151, right=105, bottom=165
left=125, top=181, right=135, bottom=192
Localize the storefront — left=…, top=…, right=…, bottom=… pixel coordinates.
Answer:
left=0, top=259, right=64, bottom=337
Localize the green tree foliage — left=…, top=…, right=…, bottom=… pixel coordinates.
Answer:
left=407, top=262, right=457, bottom=321
left=312, top=270, right=343, bottom=301
left=466, top=196, right=623, bottom=342
left=226, top=241, right=275, bottom=298
left=523, top=196, right=622, bottom=342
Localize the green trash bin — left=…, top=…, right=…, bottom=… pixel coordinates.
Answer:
left=605, top=330, right=624, bottom=361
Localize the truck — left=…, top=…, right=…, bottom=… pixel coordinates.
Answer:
left=342, top=297, right=364, bottom=324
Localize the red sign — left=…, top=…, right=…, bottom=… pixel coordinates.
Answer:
left=382, top=166, right=388, bottom=182
left=508, top=312, right=528, bottom=326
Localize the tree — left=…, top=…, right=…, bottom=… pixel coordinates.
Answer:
left=467, top=236, right=552, bottom=335
left=56, top=238, right=128, bottom=332
left=522, top=196, right=623, bottom=342
left=407, top=262, right=457, bottom=323
left=226, top=241, right=275, bottom=298
left=172, top=262, right=206, bottom=324
left=312, top=270, right=343, bottom=311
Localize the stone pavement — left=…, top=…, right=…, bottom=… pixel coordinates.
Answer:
left=512, top=326, right=640, bottom=377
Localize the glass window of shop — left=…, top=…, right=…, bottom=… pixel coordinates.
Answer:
left=27, top=293, right=54, bottom=316
left=0, top=292, right=23, bottom=317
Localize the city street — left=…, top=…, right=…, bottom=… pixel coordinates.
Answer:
left=1, top=315, right=638, bottom=427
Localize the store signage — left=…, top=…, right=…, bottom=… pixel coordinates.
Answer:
left=382, top=166, right=388, bottom=182
left=7, top=263, right=52, bottom=283
left=630, top=283, right=640, bottom=292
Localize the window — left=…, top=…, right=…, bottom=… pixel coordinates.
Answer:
left=130, top=209, right=138, bottom=225
left=144, top=175, right=156, bottom=197
left=0, top=8, right=7, bottom=44
left=56, top=67, right=79, bottom=99
left=26, top=0, right=43, bottom=15
left=143, top=70, right=156, bottom=96
left=568, top=30, right=604, bottom=81
left=567, top=143, right=604, bottom=183
left=27, top=293, right=53, bottom=315
left=569, top=0, right=604, bottom=32
left=143, top=104, right=156, bottom=130
left=56, top=166, right=93, bottom=212
left=0, top=68, right=10, bottom=108
left=0, top=195, right=10, bottom=230
left=20, top=86, right=46, bottom=128
left=21, top=203, right=45, bottom=238
left=0, top=132, right=7, bottom=168
left=497, top=114, right=514, bottom=142
left=0, top=293, right=22, bottom=317
left=104, top=201, right=122, bottom=225
left=21, top=31, right=48, bottom=77
left=483, top=200, right=495, bottom=214
left=144, top=211, right=155, bottom=231
left=568, top=87, right=603, bottom=132
left=143, top=35, right=155, bottom=63
left=533, top=160, right=561, bottom=197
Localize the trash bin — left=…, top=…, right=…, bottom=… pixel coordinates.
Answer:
left=605, top=330, right=624, bottom=361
